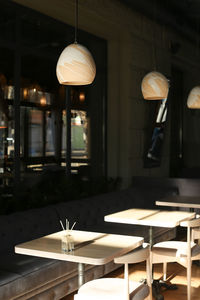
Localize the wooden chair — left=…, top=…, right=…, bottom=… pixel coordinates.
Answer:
left=151, top=217, right=200, bottom=300
left=74, top=243, right=152, bottom=300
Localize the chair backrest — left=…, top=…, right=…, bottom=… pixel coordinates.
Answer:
left=180, top=216, right=200, bottom=229
left=180, top=217, right=200, bottom=263
left=114, top=243, right=151, bottom=300
left=180, top=217, right=200, bottom=241
left=114, top=243, right=150, bottom=264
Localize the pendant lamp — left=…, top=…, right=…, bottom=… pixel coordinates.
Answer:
left=187, top=86, right=200, bottom=109
left=141, top=71, right=169, bottom=100
left=140, top=1, right=169, bottom=100
left=187, top=19, right=200, bottom=109
left=56, top=0, right=96, bottom=85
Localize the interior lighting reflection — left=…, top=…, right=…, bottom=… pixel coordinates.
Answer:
left=40, top=96, right=47, bottom=106
left=23, top=88, right=28, bottom=99
left=79, top=92, right=85, bottom=102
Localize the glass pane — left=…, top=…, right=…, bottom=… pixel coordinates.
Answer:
left=0, top=47, right=15, bottom=185
left=21, top=53, right=57, bottom=101
left=29, top=109, right=43, bottom=157
left=46, top=111, right=55, bottom=156
left=71, top=110, right=89, bottom=158
left=62, top=110, right=66, bottom=157
left=20, top=107, right=25, bottom=157
left=7, top=115, right=14, bottom=159
left=0, top=2, right=15, bottom=43
left=0, top=111, right=9, bottom=170
left=62, top=109, right=89, bottom=158
left=21, top=13, right=70, bottom=57
left=0, top=105, right=14, bottom=185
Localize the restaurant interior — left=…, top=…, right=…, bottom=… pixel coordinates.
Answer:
left=1, top=0, right=200, bottom=300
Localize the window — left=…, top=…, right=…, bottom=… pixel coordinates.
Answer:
left=0, top=1, right=107, bottom=188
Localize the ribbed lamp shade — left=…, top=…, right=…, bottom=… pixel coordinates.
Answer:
left=56, top=43, right=96, bottom=85
left=187, top=86, right=200, bottom=109
left=141, top=71, right=169, bottom=100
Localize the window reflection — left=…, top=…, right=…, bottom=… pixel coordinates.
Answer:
left=0, top=72, right=14, bottom=183
left=29, top=109, right=43, bottom=157
left=0, top=0, right=106, bottom=187
left=62, top=109, right=89, bottom=159
left=46, top=111, right=55, bottom=156
left=7, top=117, right=14, bottom=159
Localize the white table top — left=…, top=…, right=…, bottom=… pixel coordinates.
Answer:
left=15, top=230, right=143, bottom=265
left=104, top=208, right=196, bottom=228
left=156, top=196, right=200, bottom=209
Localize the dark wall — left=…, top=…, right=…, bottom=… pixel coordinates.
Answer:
left=133, top=176, right=200, bottom=196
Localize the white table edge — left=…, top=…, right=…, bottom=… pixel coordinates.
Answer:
left=156, top=200, right=200, bottom=209
left=104, top=215, right=195, bottom=228
left=15, top=237, right=144, bottom=266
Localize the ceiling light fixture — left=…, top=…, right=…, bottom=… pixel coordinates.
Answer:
left=187, top=20, right=200, bottom=109
left=141, top=0, right=169, bottom=100
left=56, top=0, right=96, bottom=85
left=141, top=71, right=169, bottom=100
left=187, top=86, right=200, bottom=109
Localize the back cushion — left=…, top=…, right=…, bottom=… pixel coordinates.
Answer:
left=0, top=206, right=59, bottom=254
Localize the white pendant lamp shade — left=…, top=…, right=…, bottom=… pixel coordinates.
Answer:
left=141, top=71, right=169, bottom=100
left=56, top=43, right=96, bottom=85
left=187, top=86, right=200, bottom=109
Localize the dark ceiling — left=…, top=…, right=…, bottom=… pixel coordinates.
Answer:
left=121, top=0, right=200, bottom=43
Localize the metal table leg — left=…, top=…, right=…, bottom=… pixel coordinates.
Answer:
left=78, top=263, right=85, bottom=288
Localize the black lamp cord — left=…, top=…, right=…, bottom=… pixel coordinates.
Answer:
left=74, top=0, right=78, bottom=43
left=152, top=0, right=157, bottom=71
left=196, top=18, right=199, bottom=57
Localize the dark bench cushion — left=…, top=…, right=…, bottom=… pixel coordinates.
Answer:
left=0, top=206, right=60, bottom=254
left=0, top=253, right=77, bottom=300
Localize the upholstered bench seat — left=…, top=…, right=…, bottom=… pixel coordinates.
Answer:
left=0, top=253, right=118, bottom=300
left=0, top=254, right=77, bottom=300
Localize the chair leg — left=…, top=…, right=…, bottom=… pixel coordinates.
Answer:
left=147, top=290, right=152, bottom=300
left=187, top=261, right=192, bottom=300
left=163, top=262, right=167, bottom=281
left=124, top=263, right=130, bottom=300
left=146, top=256, right=152, bottom=300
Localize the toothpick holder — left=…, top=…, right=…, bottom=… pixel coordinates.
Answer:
left=61, top=230, right=74, bottom=253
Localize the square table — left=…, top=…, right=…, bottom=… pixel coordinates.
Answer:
left=155, top=196, right=200, bottom=251
left=104, top=208, right=196, bottom=246
left=15, top=230, right=143, bottom=287
left=155, top=195, right=200, bottom=210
